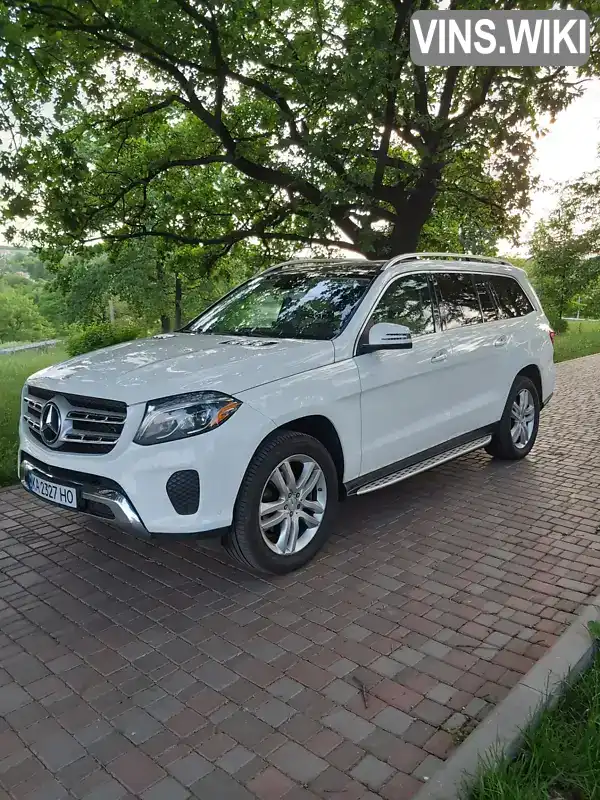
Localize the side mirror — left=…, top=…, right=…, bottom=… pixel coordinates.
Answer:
left=361, top=322, right=413, bottom=354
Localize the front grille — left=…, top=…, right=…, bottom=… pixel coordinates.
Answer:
left=24, top=385, right=127, bottom=454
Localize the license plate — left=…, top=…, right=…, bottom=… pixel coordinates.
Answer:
left=27, top=473, right=78, bottom=509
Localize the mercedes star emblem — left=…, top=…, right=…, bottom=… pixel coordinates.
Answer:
left=40, top=401, right=62, bottom=446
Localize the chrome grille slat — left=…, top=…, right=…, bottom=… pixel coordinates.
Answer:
left=24, top=396, right=44, bottom=412
left=67, top=409, right=126, bottom=424
left=64, top=432, right=120, bottom=444
left=23, top=414, right=41, bottom=432
left=23, top=386, right=127, bottom=454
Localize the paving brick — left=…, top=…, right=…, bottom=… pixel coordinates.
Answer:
left=247, top=766, right=295, bottom=799
left=380, top=771, right=423, bottom=800
left=217, top=745, right=256, bottom=775
left=113, top=708, right=163, bottom=744
left=321, top=708, right=375, bottom=743
left=142, top=776, right=190, bottom=800
left=266, top=677, right=304, bottom=701
left=30, top=728, right=86, bottom=771
left=412, top=753, right=445, bottom=781
left=167, top=753, right=214, bottom=786
left=109, top=750, right=166, bottom=794
left=0, top=683, right=31, bottom=715
left=269, top=741, right=328, bottom=783
left=373, top=707, right=413, bottom=736
left=350, top=754, right=395, bottom=790
left=411, top=698, right=452, bottom=726
left=0, top=357, right=597, bottom=798
left=189, top=766, right=255, bottom=799
left=253, top=698, right=296, bottom=728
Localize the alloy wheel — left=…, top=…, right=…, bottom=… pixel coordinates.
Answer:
left=510, top=388, right=536, bottom=449
left=259, top=455, right=327, bottom=555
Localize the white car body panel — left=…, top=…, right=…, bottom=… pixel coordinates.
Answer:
left=19, top=256, right=556, bottom=539
left=28, top=333, right=335, bottom=404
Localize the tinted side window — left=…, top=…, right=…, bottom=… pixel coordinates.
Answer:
left=490, top=276, right=534, bottom=319
left=370, top=273, right=435, bottom=335
left=434, top=273, right=482, bottom=329
left=473, top=277, right=498, bottom=322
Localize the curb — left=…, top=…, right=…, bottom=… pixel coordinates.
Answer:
left=414, top=593, right=600, bottom=800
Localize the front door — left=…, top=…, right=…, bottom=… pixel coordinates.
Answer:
left=355, top=272, right=456, bottom=477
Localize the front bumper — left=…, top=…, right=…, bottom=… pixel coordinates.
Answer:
left=19, top=400, right=275, bottom=535
left=21, top=456, right=150, bottom=537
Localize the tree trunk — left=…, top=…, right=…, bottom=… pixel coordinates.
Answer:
left=175, top=274, right=182, bottom=330
left=372, top=163, right=443, bottom=260
left=156, top=259, right=171, bottom=332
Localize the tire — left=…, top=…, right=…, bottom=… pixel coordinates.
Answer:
left=224, top=431, right=339, bottom=574
left=485, top=375, right=540, bottom=460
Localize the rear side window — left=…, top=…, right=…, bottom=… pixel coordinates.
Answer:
left=489, top=276, right=534, bottom=319
left=433, top=273, right=482, bottom=329
left=473, top=277, right=498, bottom=322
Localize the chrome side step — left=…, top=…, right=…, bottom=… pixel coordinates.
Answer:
left=355, top=435, right=492, bottom=496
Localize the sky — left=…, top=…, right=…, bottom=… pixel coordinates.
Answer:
left=501, top=76, right=600, bottom=256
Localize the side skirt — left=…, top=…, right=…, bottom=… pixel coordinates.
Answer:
left=345, top=425, right=497, bottom=497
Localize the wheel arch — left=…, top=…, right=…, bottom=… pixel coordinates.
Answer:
left=517, top=364, right=542, bottom=402
left=276, top=415, right=345, bottom=495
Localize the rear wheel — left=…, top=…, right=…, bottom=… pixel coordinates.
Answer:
left=225, top=431, right=339, bottom=573
left=485, top=375, right=540, bottom=460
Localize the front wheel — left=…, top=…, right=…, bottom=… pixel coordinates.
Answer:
left=225, top=431, right=339, bottom=573
left=485, top=375, right=540, bottom=460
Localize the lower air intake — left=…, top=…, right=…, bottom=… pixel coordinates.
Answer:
left=166, top=470, right=200, bottom=515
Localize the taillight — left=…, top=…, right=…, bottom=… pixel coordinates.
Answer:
left=549, top=329, right=556, bottom=345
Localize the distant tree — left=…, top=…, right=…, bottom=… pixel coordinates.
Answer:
left=530, top=198, right=600, bottom=326
left=0, top=287, right=53, bottom=342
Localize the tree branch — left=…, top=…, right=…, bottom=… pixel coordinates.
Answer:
left=438, top=66, right=461, bottom=120
left=107, top=94, right=189, bottom=129
left=448, top=67, right=497, bottom=126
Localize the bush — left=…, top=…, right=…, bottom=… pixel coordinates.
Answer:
left=67, top=322, right=146, bottom=357
left=544, top=308, right=568, bottom=334
left=0, top=287, right=53, bottom=343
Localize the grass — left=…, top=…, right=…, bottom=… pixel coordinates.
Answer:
left=0, top=346, right=67, bottom=487
left=554, top=319, right=600, bottom=363
left=468, top=649, right=600, bottom=800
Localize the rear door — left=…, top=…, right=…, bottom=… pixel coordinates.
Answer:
left=488, top=273, right=539, bottom=404
left=431, top=271, right=508, bottom=436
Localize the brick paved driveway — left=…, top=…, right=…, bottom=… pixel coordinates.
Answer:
left=1, top=356, right=600, bottom=800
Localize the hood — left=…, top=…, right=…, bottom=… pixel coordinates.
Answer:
left=28, top=333, right=335, bottom=405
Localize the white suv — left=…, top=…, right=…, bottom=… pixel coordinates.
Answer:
left=19, top=253, right=555, bottom=573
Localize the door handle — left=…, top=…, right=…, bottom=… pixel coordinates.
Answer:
left=494, top=335, right=508, bottom=347
left=431, top=349, right=448, bottom=363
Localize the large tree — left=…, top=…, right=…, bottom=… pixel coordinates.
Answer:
left=1, top=0, right=599, bottom=261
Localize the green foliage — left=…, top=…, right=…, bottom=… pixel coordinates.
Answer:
left=0, top=288, right=53, bottom=343
left=588, top=620, right=600, bottom=641
left=530, top=184, right=600, bottom=326
left=66, top=322, right=147, bottom=357
left=545, top=309, right=568, bottom=335
left=2, top=0, right=599, bottom=262
left=468, top=649, right=600, bottom=799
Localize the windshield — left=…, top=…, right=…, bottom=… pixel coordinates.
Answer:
left=183, top=268, right=376, bottom=340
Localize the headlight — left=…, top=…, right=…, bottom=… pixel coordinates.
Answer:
left=134, top=391, right=241, bottom=446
